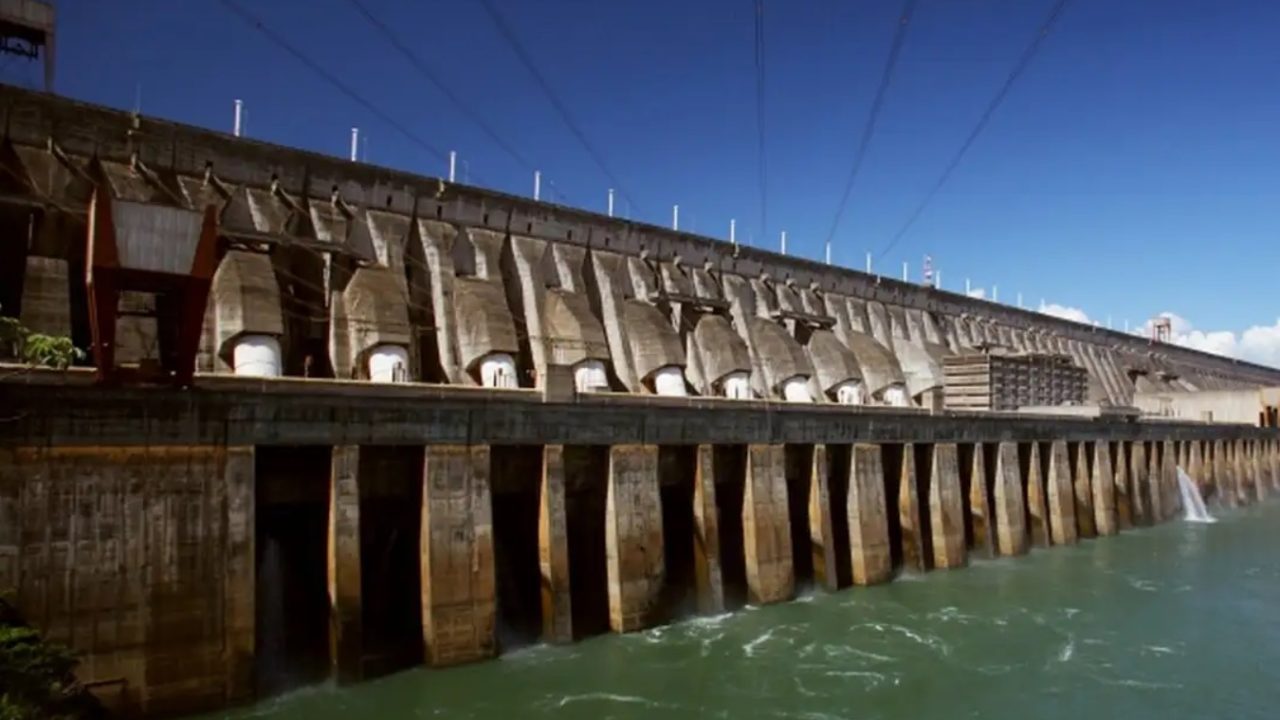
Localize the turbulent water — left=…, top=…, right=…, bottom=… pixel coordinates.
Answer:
left=210, top=502, right=1280, bottom=720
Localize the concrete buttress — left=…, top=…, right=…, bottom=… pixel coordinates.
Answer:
left=994, top=442, right=1028, bottom=556
left=848, top=444, right=892, bottom=585
left=742, top=444, right=794, bottom=604
left=1047, top=441, right=1077, bottom=545
left=693, top=445, right=726, bottom=613
left=929, top=443, right=967, bottom=568
left=967, top=445, right=996, bottom=558
left=1213, top=440, right=1234, bottom=509
left=605, top=444, right=665, bottom=631
left=420, top=445, right=496, bottom=664
left=1092, top=441, right=1117, bottom=536
left=328, top=445, right=363, bottom=683
left=807, top=444, right=840, bottom=590
left=538, top=445, right=572, bottom=643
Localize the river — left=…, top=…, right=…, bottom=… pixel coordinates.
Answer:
left=208, top=501, right=1280, bottom=720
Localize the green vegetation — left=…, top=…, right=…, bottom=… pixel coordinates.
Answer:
left=0, top=597, right=100, bottom=720
left=0, top=312, right=83, bottom=369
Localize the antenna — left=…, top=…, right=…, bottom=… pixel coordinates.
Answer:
left=780, top=230, right=787, bottom=255
left=902, top=261, right=908, bottom=282
left=607, top=189, right=615, bottom=217
left=448, top=151, right=457, bottom=182
left=350, top=127, right=359, bottom=162
left=533, top=170, right=541, bottom=200
left=233, top=99, right=243, bottom=137
left=865, top=252, right=872, bottom=274
left=672, top=205, right=679, bottom=230
left=730, top=219, right=737, bottom=250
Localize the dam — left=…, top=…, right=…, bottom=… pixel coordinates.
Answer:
left=1, top=83, right=1279, bottom=717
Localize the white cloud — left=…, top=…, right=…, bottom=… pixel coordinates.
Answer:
left=1139, top=312, right=1280, bottom=368
left=1038, top=302, right=1091, bottom=325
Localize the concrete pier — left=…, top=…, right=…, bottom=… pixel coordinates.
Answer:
left=1047, top=440, right=1078, bottom=544
left=538, top=445, right=573, bottom=642
left=967, top=445, right=997, bottom=557
left=807, top=444, right=840, bottom=590
left=848, top=443, right=892, bottom=585
left=1024, top=443, right=1051, bottom=548
left=1114, top=442, right=1133, bottom=530
left=994, top=442, right=1028, bottom=557
left=605, top=445, right=665, bottom=631
left=420, top=445, right=495, bottom=663
left=928, top=443, right=966, bottom=569
left=328, top=445, right=363, bottom=682
left=742, top=444, right=793, bottom=604
left=1073, top=442, right=1097, bottom=538
left=1092, top=441, right=1117, bottom=536
left=693, top=445, right=726, bottom=613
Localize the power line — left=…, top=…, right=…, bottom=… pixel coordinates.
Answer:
left=341, top=0, right=565, bottom=202
left=754, top=0, right=768, bottom=241
left=877, top=0, right=1072, bottom=261
left=824, top=0, right=919, bottom=257
left=474, top=0, right=639, bottom=213
left=216, top=0, right=450, bottom=167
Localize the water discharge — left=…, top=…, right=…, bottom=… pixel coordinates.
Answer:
left=208, top=503, right=1280, bottom=720
left=1176, top=466, right=1215, bottom=523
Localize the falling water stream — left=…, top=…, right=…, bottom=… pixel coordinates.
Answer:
left=1176, top=467, right=1215, bottom=523
left=206, top=502, right=1280, bottom=720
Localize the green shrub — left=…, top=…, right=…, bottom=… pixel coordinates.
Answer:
left=0, top=598, right=100, bottom=719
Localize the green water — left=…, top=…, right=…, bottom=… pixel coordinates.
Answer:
left=214, top=502, right=1280, bottom=720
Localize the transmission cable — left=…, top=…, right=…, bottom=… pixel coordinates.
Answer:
left=754, top=0, right=768, bottom=242
left=341, top=0, right=566, bottom=201
left=475, top=0, right=640, bottom=214
left=216, top=0, right=451, bottom=168
left=876, top=0, right=1072, bottom=261
left=823, top=0, right=919, bottom=257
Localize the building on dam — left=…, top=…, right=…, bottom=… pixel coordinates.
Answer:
left=1, top=81, right=1279, bottom=717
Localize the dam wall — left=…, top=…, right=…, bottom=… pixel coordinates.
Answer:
left=2, top=84, right=1280, bottom=717
left=2, top=373, right=1279, bottom=716
left=1, top=84, right=1278, bottom=406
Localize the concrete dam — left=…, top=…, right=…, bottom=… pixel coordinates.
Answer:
left=1, top=84, right=1279, bottom=717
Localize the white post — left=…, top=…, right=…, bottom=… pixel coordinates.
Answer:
left=993, top=285, right=999, bottom=302
left=534, top=171, right=541, bottom=200
left=673, top=205, right=680, bottom=230
left=780, top=230, right=787, bottom=255
left=350, top=128, right=359, bottom=162
left=825, top=240, right=831, bottom=265
left=965, top=278, right=971, bottom=295
left=607, top=189, right=615, bottom=217
left=1017, top=292, right=1023, bottom=308
left=448, top=151, right=457, bottom=182
left=1124, top=319, right=1130, bottom=333
left=730, top=219, right=737, bottom=248
left=936, top=270, right=942, bottom=289
left=902, top=261, right=909, bottom=282
left=865, top=252, right=872, bottom=274
left=233, top=99, right=243, bottom=137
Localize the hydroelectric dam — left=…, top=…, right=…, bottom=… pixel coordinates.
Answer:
left=1, top=84, right=1279, bottom=717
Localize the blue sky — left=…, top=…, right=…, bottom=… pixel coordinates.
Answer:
left=10, top=0, right=1280, bottom=360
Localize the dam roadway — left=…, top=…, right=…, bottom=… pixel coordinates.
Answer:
left=0, top=83, right=1278, bottom=717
